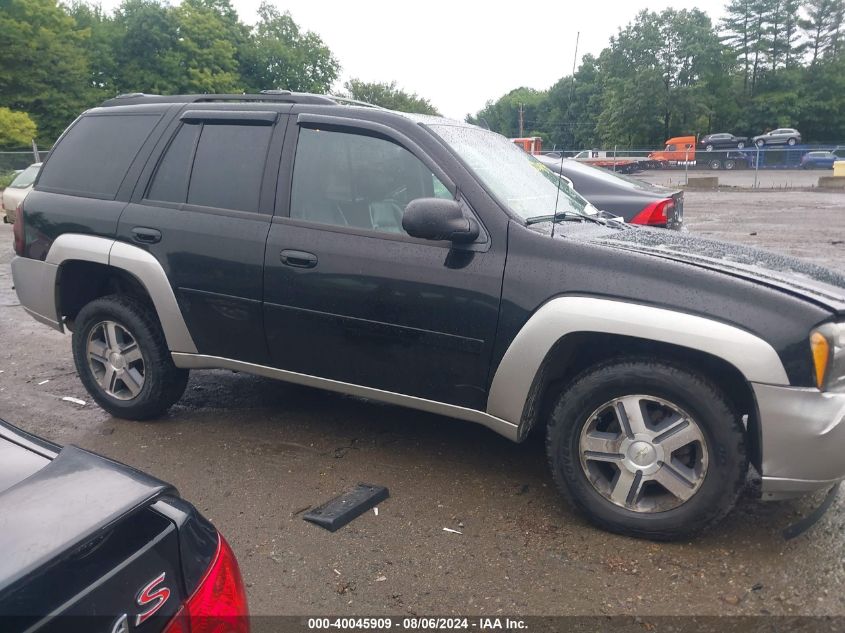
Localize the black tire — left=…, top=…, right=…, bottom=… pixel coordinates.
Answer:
left=724, top=159, right=736, bottom=170
left=737, top=141, right=745, bottom=149
left=756, top=139, right=765, bottom=148
left=705, top=144, right=713, bottom=151
left=72, top=294, right=189, bottom=420
left=546, top=358, right=747, bottom=540
left=787, top=137, right=797, bottom=146
left=709, top=160, right=721, bottom=170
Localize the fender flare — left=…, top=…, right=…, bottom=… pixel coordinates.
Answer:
left=46, top=234, right=197, bottom=353
left=485, top=296, right=789, bottom=431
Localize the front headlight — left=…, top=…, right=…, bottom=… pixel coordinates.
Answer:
left=810, top=323, right=845, bottom=392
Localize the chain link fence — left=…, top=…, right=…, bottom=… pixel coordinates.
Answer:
left=537, top=144, right=845, bottom=189
left=0, top=150, right=51, bottom=174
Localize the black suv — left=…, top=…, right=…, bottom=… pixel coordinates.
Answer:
left=11, top=92, right=845, bottom=539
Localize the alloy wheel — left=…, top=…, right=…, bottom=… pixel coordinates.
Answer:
left=578, top=395, right=709, bottom=513
left=86, top=320, right=145, bottom=400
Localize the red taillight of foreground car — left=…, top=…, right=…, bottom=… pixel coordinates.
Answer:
left=162, top=534, right=249, bottom=633
left=12, top=202, right=25, bottom=256
left=630, top=198, right=674, bottom=226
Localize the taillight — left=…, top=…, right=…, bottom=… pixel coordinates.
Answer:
left=630, top=198, right=674, bottom=226
left=12, top=202, right=25, bottom=255
left=162, top=534, right=249, bottom=633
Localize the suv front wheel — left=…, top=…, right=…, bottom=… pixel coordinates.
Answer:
left=71, top=295, right=189, bottom=420
left=546, top=358, right=747, bottom=540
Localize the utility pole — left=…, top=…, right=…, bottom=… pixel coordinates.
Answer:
left=518, top=103, right=524, bottom=137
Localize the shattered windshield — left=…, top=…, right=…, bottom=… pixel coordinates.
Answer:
left=427, top=124, right=593, bottom=222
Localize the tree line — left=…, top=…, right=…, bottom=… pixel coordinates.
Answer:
left=469, top=0, right=845, bottom=149
left=0, top=0, right=437, bottom=146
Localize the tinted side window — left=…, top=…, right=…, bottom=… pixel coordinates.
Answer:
left=147, top=124, right=200, bottom=203
left=187, top=124, right=272, bottom=212
left=290, top=127, right=450, bottom=234
left=38, top=114, right=160, bottom=198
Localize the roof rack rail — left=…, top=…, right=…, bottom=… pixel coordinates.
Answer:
left=99, top=92, right=337, bottom=108
left=326, top=95, right=387, bottom=110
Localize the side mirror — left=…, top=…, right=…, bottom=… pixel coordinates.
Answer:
left=402, top=198, right=480, bottom=244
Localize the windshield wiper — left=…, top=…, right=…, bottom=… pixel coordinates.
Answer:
left=525, top=210, right=607, bottom=226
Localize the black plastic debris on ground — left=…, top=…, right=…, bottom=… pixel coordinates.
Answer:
left=303, top=484, right=389, bottom=532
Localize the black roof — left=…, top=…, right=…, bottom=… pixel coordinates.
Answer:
left=99, top=91, right=369, bottom=108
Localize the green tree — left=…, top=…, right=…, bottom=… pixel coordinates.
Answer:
left=721, top=0, right=754, bottom=91
left=241, top=2, right=339, bottom=93
left=796, top=55, right=845, bottom=139
left=536, top=54, right=605, bottom=150
left=172, top=0, right=247, bottom=93
left=0, top=0, right=93, bottom=142
left=343, top=79, right=438, bottom=114
left=0, top=108, right=37, bottom=148
left=597, top=9, right=727, bottom=143
left=69, top=2, right=118, bottom=98
left=108, top=0, right=183, bottom=94
left=468, top=87, right=545, bottom=138
left=801, top=0, right=845, bottom=62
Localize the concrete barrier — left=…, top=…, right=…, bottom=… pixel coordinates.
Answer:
left=684, top=177, right=719, bottom=189
left=818, top=176, right=845, bottom=189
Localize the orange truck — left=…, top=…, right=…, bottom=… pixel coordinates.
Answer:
left=649, top=136, right=750, bottom=170
left=511, top=137, right=543, bottom=154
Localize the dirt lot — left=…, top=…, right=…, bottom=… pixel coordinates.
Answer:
left=1, top=189, right=845, bottom=617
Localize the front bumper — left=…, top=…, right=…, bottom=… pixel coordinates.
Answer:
left=754, top=382, right=845, bottom=499
left=10, top=255, right=63, bottom=331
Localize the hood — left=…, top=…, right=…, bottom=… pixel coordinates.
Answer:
left=586, top=227, right=845, bottom=314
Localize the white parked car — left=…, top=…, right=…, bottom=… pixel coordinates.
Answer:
left=2, top=162, right=41, bottom=223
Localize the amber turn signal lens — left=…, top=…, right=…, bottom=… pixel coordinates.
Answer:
left=810, top=331, right=831, bottom=389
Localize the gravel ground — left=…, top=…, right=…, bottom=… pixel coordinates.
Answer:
left=1, top=189, right=845, bottom=617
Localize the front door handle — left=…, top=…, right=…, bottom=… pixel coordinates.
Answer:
left=280, top=249, right=318, bottom=268
left=131, top=227, right=162, bottom=244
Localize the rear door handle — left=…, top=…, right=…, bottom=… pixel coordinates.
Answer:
left=131, top=227, right=162, bottom=244
left=280, top=249, right=318, bottom=268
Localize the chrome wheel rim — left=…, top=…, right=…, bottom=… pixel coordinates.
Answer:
left=578, top=395, right=709, bottom=513
left=86, top=320, right=145, bottom=400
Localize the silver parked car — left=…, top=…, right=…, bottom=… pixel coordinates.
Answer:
left=752, top=128, right=801, bottom=147
left=2, top=162, right=41, bottom=223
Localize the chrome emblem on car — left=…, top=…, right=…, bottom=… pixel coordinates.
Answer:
left=135, top=572, right=171, bottom=626
left=110, top=614, right=129, bottom=633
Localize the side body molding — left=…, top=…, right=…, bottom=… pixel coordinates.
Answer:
left=486, top=296, right=790, bottom=431
left=45, top=234, right=197, bottom=353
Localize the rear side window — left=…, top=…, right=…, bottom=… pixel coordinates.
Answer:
left=146, top=122, right=272, bottom=213
left=188, top=124, right=270, bottom=212
left=38, top=114, right=160, bottom=199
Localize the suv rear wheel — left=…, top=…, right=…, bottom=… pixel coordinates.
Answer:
left=72, top=295, right=189, bottom=420
left=546, top=358, right=746, bottom=540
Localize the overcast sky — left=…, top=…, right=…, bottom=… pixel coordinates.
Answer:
left=98, top=0, right=727, bottom=118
